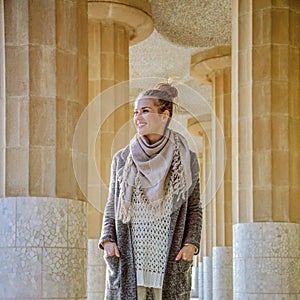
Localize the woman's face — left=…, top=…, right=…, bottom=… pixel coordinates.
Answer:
left=134, top=98, right=169, bottom=144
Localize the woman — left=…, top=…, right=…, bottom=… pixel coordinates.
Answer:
left=99, top=83, right=202, bottom=300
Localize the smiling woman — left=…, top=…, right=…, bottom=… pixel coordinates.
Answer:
left=99, top=82, right=202, bottom=300
left=133, top=98, right=169, bottom=144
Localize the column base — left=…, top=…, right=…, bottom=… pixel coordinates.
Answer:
left=213, top=246, right=233, bottom=300
left=233, top=222, right=300, bottom=299
left=198, top=262, right=204, bottom=300
left=203, top=256, right=212, bottom=300
left=0, top=197, right=87, bottom=299
left=87, top=239, right=106, bottom=300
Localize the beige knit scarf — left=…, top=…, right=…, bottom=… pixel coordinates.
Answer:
left=117, top=129, right=192, bottom=223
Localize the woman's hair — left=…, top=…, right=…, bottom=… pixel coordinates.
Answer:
left=136, top=82, right=178, bottom=118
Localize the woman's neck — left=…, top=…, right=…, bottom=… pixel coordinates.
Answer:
left=143, top=133, right=163, bottom=145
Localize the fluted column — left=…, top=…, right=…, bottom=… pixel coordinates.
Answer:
left=87, top=1, right=153, bottom=299
left=232, top=1, right=300, bottom=298
left=191, top=46, right=233, bottom=300
left=0, top=0, right=88, bottom=298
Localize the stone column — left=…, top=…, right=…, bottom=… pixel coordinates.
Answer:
left=191, top=46, right=233, bottom=300
left=202, top=122, right=213, bottom=300
left=0, top=0, right=4, bottom=197
left=188, top=115, right=213, bottom=300
left=198, top=261, right=204, bottom=300
left=0, top=0, right=88, bottom=299
left=86, top=1, right=153, bottom=299
left=232, top=1, right=300, bottom=298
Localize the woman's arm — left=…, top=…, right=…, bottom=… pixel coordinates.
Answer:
left=182, top=153, right=202, bottom=255
left=98, top=154, right=119, bottom=250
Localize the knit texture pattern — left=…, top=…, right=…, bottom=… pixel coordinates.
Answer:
left=131, top=180, right=174, bottom=288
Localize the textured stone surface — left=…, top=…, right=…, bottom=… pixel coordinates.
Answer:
left=130, top=29, right=202, bottom=83
left=151, top=0, right=231, bottom=47
left=87, top=239, right=106, bottom=296
left=233, top=222, right=300, bottom=297
left=0, top=197, right=87, bottom=299
left=203, top=256, right=212, bottom=300
left=0, top=198, right=16, bottom=247
left=213, top=246, right=233, bottom=299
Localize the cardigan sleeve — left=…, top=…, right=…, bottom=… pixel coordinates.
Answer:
left=182, top=152, right=202, bottom=255
left=98, top=153, right=118, bottom=249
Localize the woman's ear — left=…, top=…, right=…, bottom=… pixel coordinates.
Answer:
left=162, top=109, right=170, bottom=119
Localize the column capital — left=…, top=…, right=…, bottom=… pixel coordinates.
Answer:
left=191, top=45, right=231, bottom=84
left=88, top=0, right=153, bottom=44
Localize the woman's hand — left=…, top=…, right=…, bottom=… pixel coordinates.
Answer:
left=175, top=244, right=196, bottom=261
left=103, top=241, right=120, bottom=257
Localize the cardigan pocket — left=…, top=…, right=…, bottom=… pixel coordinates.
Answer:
left=104, top=255, right=120, bottom=290
left=177, top=259, right=193, bottom=273
left=165, top=260, right=193, bottom=298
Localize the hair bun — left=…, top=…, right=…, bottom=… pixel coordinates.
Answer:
left=154, top=82, right=178, bottom=99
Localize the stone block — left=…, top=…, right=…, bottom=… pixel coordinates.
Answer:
left=252, top=117, right=272, bottom=150
left=78, top=56, right=88, bottom=105
left=101, top=52, right=115, bottom=79
left=253, top=150, right=272, bottom=187
left=290, top=187, right=300, bottom=222
left=4, top=0, right=29, bottom=45
left=6, top=96, right=29, bottom=147
left=72, top=150, right=88, bottom=198
left=56, top=50, right=78, bottom=101
left=89, top=80, right=102, bottom=102
left=30, top=96, right=56, bottom=146
left=0, top=247, right=42, bottom=298
left=272, top=150, right=289, bottom=185
left=253, top=188, right=272, bottom=221
left=87, top=204, right=102, bottom=239
left=56, top=98, right=67, bottom=149
left=29, top=146, right=56, bottom=196
left=6, top=147, right=29, bottom=196
left=88, top=22, right=101, bottom=79
left=56, top=0, right=77, bottom=52
left=115, top=24, right=129, bottom=55
left=271, top=45, right=288, bottom=81
left=29, top=0, right=55, bottom=45
left=66, top=101, right=85, bottom=149
left=16, top=197, right=68, bottom=247
left=56, top=149, right=77, bottom=199
left=271, top=8, right=289, bottom=44
left=5, top=46, right=29, bottom=96
left=29, top=45, right=56, bottom=97
left=115, top=54, right=126, bottom=82
left=272, top=115, right=289, bottom=150
left=253, top=45, right=271, bottom=80
left=0, top=197, right=16, bottom=247
left=252, top=81, right=271, bottom=116
left=68, top=199, right=87, bottom=249
left=271, top=81, right=288, bottom=114
left=41, top=248, right=69, bottom=298
left=0, top=148, right=4, bottom=197
left=77, top=0, right=88, bottom=57
left=101, top=22, right=115, bottom=53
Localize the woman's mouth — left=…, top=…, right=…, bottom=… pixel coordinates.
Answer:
left=136, top=122, right=147, bottom=128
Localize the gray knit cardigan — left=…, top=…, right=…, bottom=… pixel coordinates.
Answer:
left=99, top=145, right=202, bottom=300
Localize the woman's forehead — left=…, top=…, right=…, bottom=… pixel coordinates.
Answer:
left=134, top=97, right=157, bottom=109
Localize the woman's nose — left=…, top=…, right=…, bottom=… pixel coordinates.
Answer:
left=134, top=111, right=142, bottom=118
